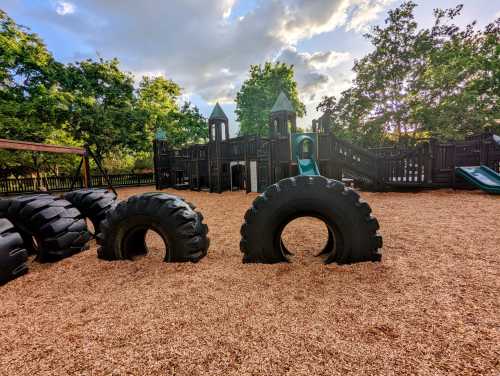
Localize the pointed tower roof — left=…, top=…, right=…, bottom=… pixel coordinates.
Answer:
left=209, top=102, right=228, bottom=121
left=271, top=91, right=295, bottom=113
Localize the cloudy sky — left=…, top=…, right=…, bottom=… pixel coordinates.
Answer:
left=3, top=0, right=499, bottom=135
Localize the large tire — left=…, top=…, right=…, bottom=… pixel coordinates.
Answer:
left=0, top=194, right=91, bottom=262
left=0, top=218, right=28, bottom=285
left=240, top=176, right=382, bottom=264
left=63, top=189, right=117, bottom=234
left=97, top=192, right=209, bottom=262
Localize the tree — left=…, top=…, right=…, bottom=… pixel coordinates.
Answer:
left=316, top=96, right=337, bottom=117
left=170, top=102, right=208, bottom=146
left=409, top=9, right=500, bottom=138
left=353, top=1, right=420, bottom=139
left=236, top=62, right=305, bottom=136
left=0, top=10, right=79, bottom=175
left=0, top=10, right=68, bottom=142
left=135, top=75, right=181, bottom=148
left=1, top=9, right=210, bottom=176
left=135, top=77, right=207, bottom=148
left=317, top=88, right=385, bottom=146
left=59, top=58, right=139, bottom=159
left=316, top=2, right=500, bottom=145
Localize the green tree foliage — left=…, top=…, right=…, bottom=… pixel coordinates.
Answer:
left=136, top=78, right=207, bottom=147
left=0, top=10, right=77, bottom=174
left=170, top=102, right=208, bottom=146
left=317, top=2, right=500, bottom=146
left=0, top=10, right=208, bottom=176
left=236, top=62, right=306, bottom=136
left=410, top=7, right=500, bottom=139
left=0, top=9, right=67, bottom=142
left=59, top=58, right=139, bottom=159
left=136, top=76, right=181, bottom=144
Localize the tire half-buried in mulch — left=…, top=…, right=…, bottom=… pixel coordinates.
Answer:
left=240, top=175, right=382, bottom=264
left=0, top=218, right=28, bottom=285
left=97, top=192, right=209, bottom=262
left=0, top=194, right=91, bottom=262
left=63, top=188, right=117, bottom=235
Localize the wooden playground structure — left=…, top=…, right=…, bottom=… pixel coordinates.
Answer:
left=153, top=93, right=500, bottom=193
left=0, top=139, right=117, bottom=195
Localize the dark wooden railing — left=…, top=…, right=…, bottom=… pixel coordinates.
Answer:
left=0, top=173, right=154, bottom=195
left=380, top=144, right=431, bottom=186
left=154, top=132, right=500, bottom=191
left=330, top=133, right=500, bottom=188
left=330, top=136, right=380, bottom=181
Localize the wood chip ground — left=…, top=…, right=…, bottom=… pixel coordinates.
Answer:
left=1, top=187, right=499, bottom=375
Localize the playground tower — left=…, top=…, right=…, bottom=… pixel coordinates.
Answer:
left=269, top=92, right=296, bottom=138
left=208, top=103, right=229, bottom=193
left=267, top=92, right=297, bottom=183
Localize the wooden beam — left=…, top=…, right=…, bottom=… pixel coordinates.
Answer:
left=0, top=139, right=86, bottom=155
left=82, top=155, right=91, bottom=188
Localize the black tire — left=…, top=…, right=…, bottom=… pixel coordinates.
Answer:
left=0, top=218, right=28, bottom=285
left=63, top=189, right=117, bottom=234
left=0, top=194, right=91, bottom=262
left=240, top=176, right=382, bottom=264
left=97, top=192, right=209, bottom=262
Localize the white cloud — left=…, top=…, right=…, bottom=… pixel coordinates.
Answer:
left=347, top=0, right=394, bottom=32
left=34, top=0, right=393, bottom=124
left=276, top=47, right=354, bottom=126
left=223, top=7, right=232, bottom=19
left=222, top=0, right=236, bottom=20
left=277, top=47, right=350, bottom=94
left=55, top=1, right=75, bottom=16
left=304, top=50, right=351, bottom=70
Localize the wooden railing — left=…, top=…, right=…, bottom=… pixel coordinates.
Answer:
left=380, top=144, right=431, bottom=186
left=0, top=173, right=155, bottom=195
left=154, top=132, right=500, bottom=191
left=330, top=136, right=380, bottom=181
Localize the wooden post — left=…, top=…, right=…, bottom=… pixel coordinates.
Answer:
left=426, top=140, right=434, bottom=185
left=208, top=146, right=213, bottom=193
left=85, top=145, right=117, bottom=196
left=245, top=136, right=251, bottom=193
left=269, top=139, right=273, bottom=184
left=153, top=139, right=159, bottom=190
left=451, top=143, right=457, bottom=189
left=83, top=154, right=91, bottom=188
left=480, top=137, right=487, bottom=166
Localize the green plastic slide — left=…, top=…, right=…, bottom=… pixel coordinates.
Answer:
left=297, top=158, right=320, bottom=176
left=455, top=165, right=500, bottom=194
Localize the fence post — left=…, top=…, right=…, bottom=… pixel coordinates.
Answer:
left=426, top=140, right=434, bottom=185
left=480, top=136, right=488, bottom=166
left=153, top=139, right=159, bottom=189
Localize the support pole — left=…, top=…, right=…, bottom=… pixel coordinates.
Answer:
left=70, top=157, right=84, bottom=190
left=85, top=145, right=117, bottom=196
left=153, top=139, right=159, bottom=190
left=83, top=154, right=91, bottom=188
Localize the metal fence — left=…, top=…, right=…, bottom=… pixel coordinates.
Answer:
left=0, top=173, right=155, bottom=195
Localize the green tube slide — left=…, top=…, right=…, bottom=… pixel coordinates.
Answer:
left=293, top=133, right=321, bottom=176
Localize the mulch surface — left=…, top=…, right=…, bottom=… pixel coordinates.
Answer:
left=1, top=187, right=499, bottom=375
